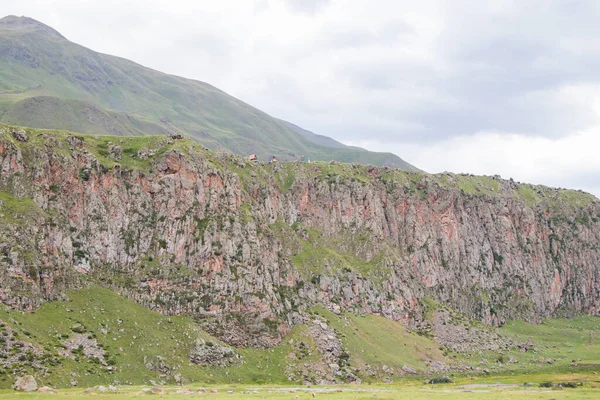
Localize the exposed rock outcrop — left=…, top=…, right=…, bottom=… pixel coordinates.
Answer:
left=13, top=375, right=37, bottom=392
left=0, top=127, right=599, bottom=348
left=189, top=339, right=241, bottom=366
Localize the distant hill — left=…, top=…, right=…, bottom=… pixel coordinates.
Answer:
left=0, top=15, right=418, bottom=169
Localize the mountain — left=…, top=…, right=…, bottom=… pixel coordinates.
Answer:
left=0, top=15, right=417, bottom=169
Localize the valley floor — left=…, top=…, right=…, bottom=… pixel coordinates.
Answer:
left=2, top=376, right=600, bottom=400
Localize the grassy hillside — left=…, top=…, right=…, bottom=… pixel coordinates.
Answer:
left=0, top=15, right=417, bottom=170
left=0, top=96, right=169, bottom=136
left=0, top=288, right=448, bottom=388
left=313, top=306, right=447, bottom=373
left=0, top=287, right=598, bottom=389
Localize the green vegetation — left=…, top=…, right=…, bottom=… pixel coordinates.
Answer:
left=517, top=185, right=539, bottom=206
left=488, top=317, right=600, bottom=374
left=314, top=306, right=447, bottom=373
left=0, top=124, right=209, bottom=172
left=0, top=288, right=598, bottom=394
left=516, top=184, right=596, bottom=211
left=3, top=381, right=600, bottom=399
left=0, top=288, right=445, bottom=388
left=0, top=191, right=44, bottom=226
left=0, top=288, right=319, bottom=388
left=455, top=175, right=501, bottom=195
left=280, top=223, right=394, bottom=286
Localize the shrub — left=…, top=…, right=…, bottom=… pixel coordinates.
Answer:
left=429, top=376, right=453, bottom=384
left=558, top=382, right=582, bottom=388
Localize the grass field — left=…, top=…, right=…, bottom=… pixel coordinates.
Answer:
left=2, top=377, right=600, bottom=399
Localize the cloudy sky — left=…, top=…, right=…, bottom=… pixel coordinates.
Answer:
left=3, top=0, right=600, bottom=195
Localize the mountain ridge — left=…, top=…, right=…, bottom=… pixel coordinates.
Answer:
left=0, top=15, right=65, bottom=39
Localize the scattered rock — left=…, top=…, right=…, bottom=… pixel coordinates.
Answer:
left=137, top=148, right=156, bottom=160
left=145, top=356, right=172, bottom=374
left=62, top=333, right=106, bottom=364
left=428, top=309, right=516, bottom=353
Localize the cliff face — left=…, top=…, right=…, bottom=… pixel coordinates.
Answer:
left=1, top=125, right=599, bottom=347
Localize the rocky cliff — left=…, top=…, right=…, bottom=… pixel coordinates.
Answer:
left=0, top=125, right=599, bottom=348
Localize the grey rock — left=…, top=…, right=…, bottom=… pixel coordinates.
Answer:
left=11, top=129, right=28, bottom=142
left=189, top=339, right=241, bottom=366
left=13, top=375, right=37, bottom=392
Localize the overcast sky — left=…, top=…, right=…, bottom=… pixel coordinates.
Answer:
left=3, top=0, right=600, bottom=195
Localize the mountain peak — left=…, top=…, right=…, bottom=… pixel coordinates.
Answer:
left=0, top=15, right=65, bottom=39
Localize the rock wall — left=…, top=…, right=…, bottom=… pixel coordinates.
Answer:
left=0, top=127, right=599, bottom=347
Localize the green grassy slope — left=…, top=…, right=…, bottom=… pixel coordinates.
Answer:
left=489, top=318, right=600, bottom=374
left=0, top=287, right=598, bottom=390
left=313, top=306, right=447, bottom=373
left=0, top=96, right=168, bottom=136
left=0, top=15, right=417, bottom=170
left=0, top=288, right=447, bottom=388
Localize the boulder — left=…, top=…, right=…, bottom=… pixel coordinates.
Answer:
left=11, top=129, right=28, bottom=142
left=13, top=375, right=37, bottom=392
left=107, top=144, right=122, bottom=160
left=37, top=386, right=57, bottom=394
left=402, top=365, right=417, bottom=374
